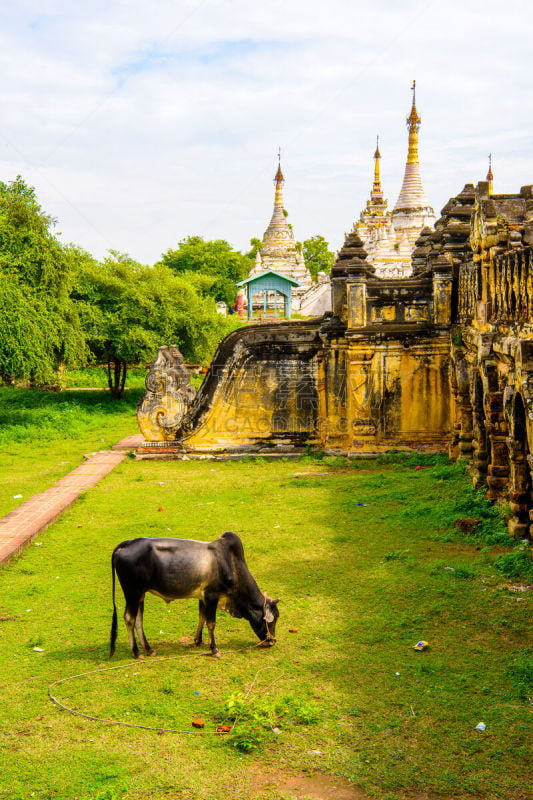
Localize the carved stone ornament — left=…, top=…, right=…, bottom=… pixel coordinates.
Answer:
left=137, top=345, right=197, bottom=442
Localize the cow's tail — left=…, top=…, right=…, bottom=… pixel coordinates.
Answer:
left=109, top=551, right=118, bottom=658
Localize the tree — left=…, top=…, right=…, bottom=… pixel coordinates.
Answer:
left=302, top=235, right=335, bottom=281
left=72, top=250, right=241, bottom=398
left=0, top=177, right=86, bottom=385
left=157, top=236, right=250, bottom=306
left=246, top=237, right=262, bottom=261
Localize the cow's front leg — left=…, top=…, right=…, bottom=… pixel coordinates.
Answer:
left=204, top=594, right=220, bottom=657
left=194, top=601, right=206, bottom=647
left=135, top=599, right=155, bottom=656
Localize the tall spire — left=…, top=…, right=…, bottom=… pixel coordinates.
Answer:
left=274, top=149, right=285, bottom=208
left=406, top=79, right=421, bottom=165
left=393, top=81, right=432, bottom=215
left=372, top=135, right=383, bottom=200
left=487, top=153, right=494, bottom=195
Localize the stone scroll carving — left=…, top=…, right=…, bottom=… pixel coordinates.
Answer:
left=137, top=345, right=197, bottom=442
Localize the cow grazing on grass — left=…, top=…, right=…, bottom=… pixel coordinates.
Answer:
left=110, top=531, right=279, bottom=659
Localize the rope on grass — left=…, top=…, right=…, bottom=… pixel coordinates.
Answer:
left=47, top=641, right=285, bottom=735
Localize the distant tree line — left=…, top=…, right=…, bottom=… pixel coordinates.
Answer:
left=0, top=177, right=334, bottom=397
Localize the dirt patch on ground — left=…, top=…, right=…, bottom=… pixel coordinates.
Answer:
left=249, top=769, right=473, bottom=800
left=251, top=769, right=367, bottom=800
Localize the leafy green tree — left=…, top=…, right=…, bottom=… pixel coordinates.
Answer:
left=302, top=235, right=335, bottom=281
left=0, top=177, right=86, bottom=385
left=73, top=250, right=241, bottom=398
left=157, top=236, right=250, bottom=306
left=246, top=237, right=262, bottom=261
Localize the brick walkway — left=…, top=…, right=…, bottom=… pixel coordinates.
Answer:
left=0, top=435, right=143, bottom=566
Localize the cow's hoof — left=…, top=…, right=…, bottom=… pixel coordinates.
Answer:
left=212, top=651, right=221, bottom=658
left=146, top=649, right=156, bottom=657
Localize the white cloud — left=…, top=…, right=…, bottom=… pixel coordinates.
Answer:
left=0, top=0, right=531, bottom=263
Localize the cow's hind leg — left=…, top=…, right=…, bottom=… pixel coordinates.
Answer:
left=204, top=594, right=220, bottom=656
left=124, top=600, right=140, bottom=659
left=135, top=598, right=155, bottom=656
left=194, top=601, right=206, bottom=646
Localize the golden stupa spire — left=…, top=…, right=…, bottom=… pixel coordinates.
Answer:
left=393, top=81, right=433, bottom=217
left=406, top=80, right=421, bottom=165
left=274, top=147, right=284, bottom=207
left=487, top=153, right=494, bottom=195
left=372, top=135, right=382, bottom=197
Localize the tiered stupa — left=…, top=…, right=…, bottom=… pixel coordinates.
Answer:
left=248, top=158, right=312, bottom=289
left=356, top=82, right=435, bottom=278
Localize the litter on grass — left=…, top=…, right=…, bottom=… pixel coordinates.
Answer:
left=413, top=640, right=429, bottom=651
left=475, top=722, right=486, bottom=731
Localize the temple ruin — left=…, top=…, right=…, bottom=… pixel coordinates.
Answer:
left=137, top=161, right=533, bottom=538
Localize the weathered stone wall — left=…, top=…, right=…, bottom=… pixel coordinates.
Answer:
left=180, top=322, right=322, bottom=453
left=318, top=332, right=451, bottom=453
left=447, top=182, right=533, bottom=536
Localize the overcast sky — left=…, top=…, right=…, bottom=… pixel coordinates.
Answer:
left=1, top=0, right=531, bottom=264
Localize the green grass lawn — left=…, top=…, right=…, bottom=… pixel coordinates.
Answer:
left=0, top=449, right=531, bottom=800
left=64, top=366, right=149, bottom=390
left=0, top=386, right=143, bottom=518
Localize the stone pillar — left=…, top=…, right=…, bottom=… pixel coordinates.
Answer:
left=347, top=280, right=368, bottom=329
left=471, top=405, right=489, bottom=488
left=485, top=392, right=509, bottom=499
left=452, top=348, right=474, bottom=461
left=431, top=256, right=453, bottom=326
left=506, top=437, right=531, bottom=537
left=346, top=346, right=377, bottom=451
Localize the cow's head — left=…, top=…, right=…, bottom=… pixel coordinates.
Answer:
left=234, top=593, right=280, bottom=645
left=258, top=594, right=280, bottom=646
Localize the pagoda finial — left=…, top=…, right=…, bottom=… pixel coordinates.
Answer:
left=406, top=80, right=421, bottom=164
left=273, top=151, right=285, bottom=207
left=372, top=136, right=382, bottom=198
left=487, top=153, right=494, bottom=195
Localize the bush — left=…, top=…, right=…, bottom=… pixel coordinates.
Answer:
left=220, top=691, right=321, bottom=752
left=493, top=546, right=533, bottom=579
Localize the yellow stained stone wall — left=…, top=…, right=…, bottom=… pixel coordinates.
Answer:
left=319, top=334, right=452, bottom=453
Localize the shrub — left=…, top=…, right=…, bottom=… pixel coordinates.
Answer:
left=493, top=546, right=533, bottom=579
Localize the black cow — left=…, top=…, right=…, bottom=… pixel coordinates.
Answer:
left=110, top=531, right=279, bottom=659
